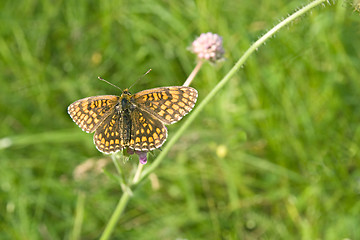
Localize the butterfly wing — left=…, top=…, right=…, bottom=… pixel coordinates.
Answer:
left=68, top=95, right=119, bottom=133
left=93, top=111, right=125, bottom=153
left=133, top=86, right=198, bottom=125
left=128, top=107, right=168, bottom=151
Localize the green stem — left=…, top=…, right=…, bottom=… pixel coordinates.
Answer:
left=141, top=0, right=327, bottom=180
left=110, top=154, right=126, bottom=189
left=132, top=162, right=144, bottom=184
left=99, top=187, right=131, bottom=240
left=99, top=0, right=328, bottom=238
left=71, top=191, right=85, bottom=240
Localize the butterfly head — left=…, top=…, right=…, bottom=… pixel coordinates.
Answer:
left=121, top=88, right=132, bottom=96
left=119, top=88, right=134, bottom=110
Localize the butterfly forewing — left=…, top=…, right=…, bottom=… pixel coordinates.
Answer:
left=68, top=95, right=119, bottom=133
left=133, top=86, right=198, bottom=124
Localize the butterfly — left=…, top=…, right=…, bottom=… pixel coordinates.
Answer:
left=68, top=86, right=198, bottom=153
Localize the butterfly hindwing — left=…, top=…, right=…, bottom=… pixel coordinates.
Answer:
left=93, top=111, right=125, bottom=153
left=128, top=108, right=168, bottom=151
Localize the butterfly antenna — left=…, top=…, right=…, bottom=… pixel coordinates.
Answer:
left=98, top=76, right=122, bottom=91
left=129, top=69, right=152, bottom=90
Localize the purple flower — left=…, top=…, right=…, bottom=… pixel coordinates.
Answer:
left=191, top=32, right=225, bottom=63
left=126, top=148, right=148, bottom=164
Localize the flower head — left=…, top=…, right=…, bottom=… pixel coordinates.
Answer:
left=191, top=32, right=225, bottom=63
left=126, top=148, right=148, bottom=164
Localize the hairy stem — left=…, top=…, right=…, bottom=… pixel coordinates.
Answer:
left=141, top=0, right=328, bottom=180
left=100, top=0, right=328, bottom=238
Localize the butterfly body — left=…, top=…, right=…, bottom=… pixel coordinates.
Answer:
left=68, top=86, right=198, bottom=153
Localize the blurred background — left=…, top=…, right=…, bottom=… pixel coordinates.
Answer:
left=1, top=0, right=360, bottom=239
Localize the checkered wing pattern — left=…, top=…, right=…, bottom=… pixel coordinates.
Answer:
left=133, top=86, right=198, bottom=124
left=67, top=95, right=119, bottom=133
left=93, top=111, right=125, bottom=153
left=129, top=108, right=168, bottom=151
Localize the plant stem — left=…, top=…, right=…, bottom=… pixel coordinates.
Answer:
left=132, top=162, right=144, bottom=184
left=100, top=0, right=328, bottom=238
left=71, top=191, right=85, bottom=240
left=99, top=189, right=131, bottom=240
left=141, top=0, right=328, bottom=181
left=110, top=154, right=126, bottom=188
left=183, top=60, right=204, bottom=87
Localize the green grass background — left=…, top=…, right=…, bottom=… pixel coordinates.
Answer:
left=1, top=0, right=360, bottom=239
